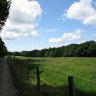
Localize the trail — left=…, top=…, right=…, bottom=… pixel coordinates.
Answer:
left=0, top=58, right=18, bottom=96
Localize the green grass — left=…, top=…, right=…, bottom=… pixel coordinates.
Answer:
left=7, top=57, right=96, bottom=96
left=31, top=57, right=96, bottom=82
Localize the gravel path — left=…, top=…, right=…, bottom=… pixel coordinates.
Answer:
left=0, top=58, right=18, bottom=96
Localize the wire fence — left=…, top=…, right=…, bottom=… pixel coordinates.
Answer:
left=6, top=56, right=96, bottom=96
left=75, top=76, right=96, bottom=96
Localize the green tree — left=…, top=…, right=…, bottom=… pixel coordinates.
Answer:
left=12, top=41, right=96, bottom=57
left=87, top=41, right=96, bottom=57
left=0, top=37, right=7, bottom=57
left=0, top=0, right=11, bottom=56
left=0, top=0, right=11, bottom=31
left=74, top=41, right=96, bottom=57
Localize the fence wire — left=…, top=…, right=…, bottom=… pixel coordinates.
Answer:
left=75, top=76, right=96, bottom=96
left=6, top=57, right=96, bottom=96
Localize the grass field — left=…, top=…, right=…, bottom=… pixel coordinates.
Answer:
left=7, top=57, right=96, bottom=96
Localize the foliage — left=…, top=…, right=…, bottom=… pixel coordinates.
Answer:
left=10, top=41, right=96, bottom=57
left=0, top=0, right=11, bottom=56
left=0, top=0, right=11, bottom=31
left=0, top=37, right=7, bottom=57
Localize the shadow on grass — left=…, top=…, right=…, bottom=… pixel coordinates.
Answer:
left=17, top=82, right=96, bottom=96
left=76, top=89, right=96, bottom=96
left=17, top=83, right=69, bottom=96
left=12, top=71, right=96, bottom=96
left=7, top=58, right=96, bottom=96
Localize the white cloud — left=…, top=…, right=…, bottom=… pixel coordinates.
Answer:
left=62, top=29, right=81, bottom=40
left=1, top=32, right=21, bottom=40
left=64, top=0, right=96, bottom=26
left=29, top=31, right=40, bottom=38
left=0, top=0, right=42, bottom=40
left=49, top=29, right=82, bottom=44
left=49, top=38, right=64, bottom=44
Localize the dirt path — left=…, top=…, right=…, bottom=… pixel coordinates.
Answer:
left=0, top=58, right=18, bottom=96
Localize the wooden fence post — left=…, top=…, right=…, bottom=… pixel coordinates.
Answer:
left=68, top=76, right=75, bottom=96
left=36, top=66, right=40, bottom=90
left=20, top=61, right=22, bottom=74
left=13, top=55, right=15, bottom=65
left=27, top=64, right=29, bottom=77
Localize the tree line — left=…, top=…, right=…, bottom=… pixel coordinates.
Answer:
left=10, top=41, right=96, bottom=57
left=0, top=37, right=7, bottom=57
left=0, top=0, right=11, bottom=31
left=0, top=0, right=11, bottom=57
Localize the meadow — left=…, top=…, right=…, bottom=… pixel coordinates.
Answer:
left=7, top=57, right=96, bottom=96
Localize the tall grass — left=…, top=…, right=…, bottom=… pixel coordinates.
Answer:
left=7, top=57, right=96, bottom=96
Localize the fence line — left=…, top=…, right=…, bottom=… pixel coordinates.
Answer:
left=6, top=56, right=96, bottom=96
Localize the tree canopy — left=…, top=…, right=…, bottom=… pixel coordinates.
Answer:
left=0, top=0, right=11, bottom=31
left=0, top=0, right=11, bottom=56
left=10, top=41, right=96, bottom=57
left=0, top=37, right=7, bottom=57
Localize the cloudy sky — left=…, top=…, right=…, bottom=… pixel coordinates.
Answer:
left=0, top=0, right=96, bottom=51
